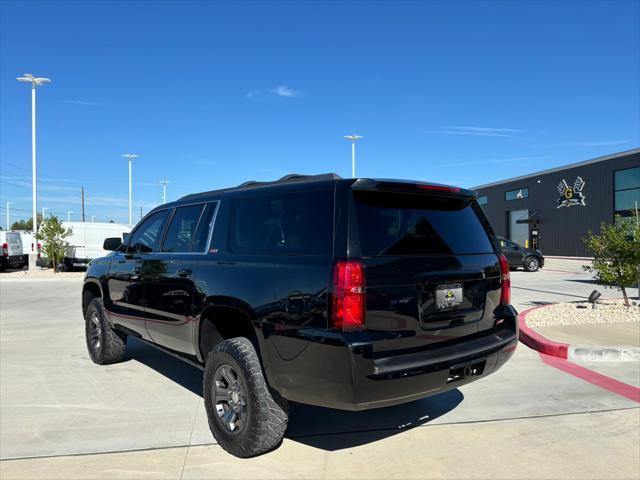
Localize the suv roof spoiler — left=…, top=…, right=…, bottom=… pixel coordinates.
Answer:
left=351, top=179, right=477, bottom=199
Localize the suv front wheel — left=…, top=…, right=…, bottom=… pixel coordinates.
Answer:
left=203, top=337, right=288, bottom=457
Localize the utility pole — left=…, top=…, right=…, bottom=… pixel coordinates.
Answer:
left=122, top=154, right=140, bottom=225
left=158, top=180, right=170, bottom=204
left=6, top=202, right=13, bottom=230
left=344, top=134, right=363, bottom=178
left=17, top=74, right=51, bottom=235
left=81, top=186, right=85, bottom=222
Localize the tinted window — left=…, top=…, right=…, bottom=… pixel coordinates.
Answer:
left=162, top=204, right=205, bottom=252
left=353, top=191, right=493, bottom=256
left=505, top=188, right=528, bottom=201
left=615, top=167, right=640, bottom=191
left=478, top=195, right=488, bottom=205
left=614, top=167, right=640, bottom=218
left=191, top=203, right=217, bottom=252
left=615, top=189, right=640, bottom=212
left=128, top=210, right=169, bottom=253
left=230, top=190, right=333, bottom=255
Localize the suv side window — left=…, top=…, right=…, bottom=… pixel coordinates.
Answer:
left=161, top=204, right=205, bottom=253
left=230, top=190, right=333, bottom=255
left=191, top=203, right=217, bottom=252
left=127, top=210, right=169, bottom=253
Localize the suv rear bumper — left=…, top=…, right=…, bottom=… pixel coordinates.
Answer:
left=264, top=306, right=518, bottom=411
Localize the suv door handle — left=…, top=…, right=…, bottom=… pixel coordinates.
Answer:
left=177, top=268, right=192, bottom=277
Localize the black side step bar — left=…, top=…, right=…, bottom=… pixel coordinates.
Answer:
left=132, top=336, right=205, bottom=371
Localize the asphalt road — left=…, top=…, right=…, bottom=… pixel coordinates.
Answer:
left=0, top=259, right=638, bottom=479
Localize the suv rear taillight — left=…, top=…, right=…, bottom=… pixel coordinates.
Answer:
left=331, top=260, right=365, bottom=331
left=2, top=243, right=8, bottom=257
left=498, top=254, right=511, bottom=306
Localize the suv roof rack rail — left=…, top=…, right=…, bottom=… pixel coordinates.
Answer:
left=180, top=173, right=342, bottom=201
left=235, top=173, right=341, bottom=189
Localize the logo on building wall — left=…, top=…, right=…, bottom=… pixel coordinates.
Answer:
left=556, top=176, right=586, bottom=208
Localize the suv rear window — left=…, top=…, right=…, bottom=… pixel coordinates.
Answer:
left=353, top=191, right=493, bottom=256
left=230, top=190, right=333, bottom=255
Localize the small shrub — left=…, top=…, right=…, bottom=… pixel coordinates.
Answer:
left=583, top=214, right=640, bottom=307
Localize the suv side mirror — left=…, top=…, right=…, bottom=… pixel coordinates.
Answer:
left=103, top=237, right=122, bottom=251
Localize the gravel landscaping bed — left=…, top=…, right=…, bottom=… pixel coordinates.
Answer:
left=526, top=298, right=640, bottom=329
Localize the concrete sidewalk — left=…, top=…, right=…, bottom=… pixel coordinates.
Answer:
left=2, top=408, right=638, bottom=480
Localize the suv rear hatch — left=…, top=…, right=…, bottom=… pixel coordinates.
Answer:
left=347, top=181, right=502, bottom=357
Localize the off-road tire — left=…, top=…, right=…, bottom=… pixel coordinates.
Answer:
left=524, top=256, right=539, bottom=272
left=84, top=297, right=126, bottom=364
left=203, top=337, right=288, bottom=458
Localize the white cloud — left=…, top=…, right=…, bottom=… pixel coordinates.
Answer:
left=446, top=156, right=546, bottom=167
left=426, top=126, right=521, bottom=137
left=573, top=140, right=631, bottom=147
left=246, top=85, right=302, bottom=100
left=64, top=99, right=101, bottom=106
left=269, top=85, right=300, bottom=98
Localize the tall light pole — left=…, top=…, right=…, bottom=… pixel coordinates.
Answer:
left=122, top=154, right=139, bottom=225
left=344, top=134, right=363, bottom=179
left=17, top=74, right=51, bottom=234
left=158, top=180, right=170, bottom=204
left=91, top=215, right=96, bottom=223
left=42, top=207, right=48, bottom=219
left=6, top=202, right=13, bottom=230
left=67, top=211, right=72, bottom=222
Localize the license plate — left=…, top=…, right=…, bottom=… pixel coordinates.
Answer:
left=435, top=284, right=463, bottom=310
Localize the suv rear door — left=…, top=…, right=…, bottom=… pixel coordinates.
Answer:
left=349, top=183, right=502, bottom=357
left=142, top=202, right=217, bottom=354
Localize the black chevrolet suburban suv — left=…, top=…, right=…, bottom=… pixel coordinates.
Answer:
left=82, top=174, right=518, bottom=457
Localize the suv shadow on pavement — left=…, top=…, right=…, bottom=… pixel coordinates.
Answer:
left=126, top=338, right=464, bottom=451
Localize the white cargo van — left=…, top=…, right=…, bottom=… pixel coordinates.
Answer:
left=39, top=222, right=131, bottom=270
left=0, top=231, right=26, bottom=270
left=61, top=222, right=131, bottom=270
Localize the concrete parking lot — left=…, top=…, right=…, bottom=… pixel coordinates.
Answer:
left=1, top=259, right=638, bottom=479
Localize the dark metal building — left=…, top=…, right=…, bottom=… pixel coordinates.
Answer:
left=473, top=148, right=640, bottom=257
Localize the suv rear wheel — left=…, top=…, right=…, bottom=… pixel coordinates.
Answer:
left=84, top=298, right=127, bottom=364
left=203, top=337, right=288, bottom=457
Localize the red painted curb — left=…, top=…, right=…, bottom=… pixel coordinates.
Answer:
left=539, top=353, right=640, bottom=403
left=518, top=305, right=570, bottom=359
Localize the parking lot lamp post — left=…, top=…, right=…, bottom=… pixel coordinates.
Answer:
left=122, top=154, right=139, bottom=225
left=158, top=180, right=169, bottom=204
left=16, top=74, right=51, bottom=235
left=42, top=207, right=48, bottom=219
left=6, top=202, right=13, bottom=230
left=91, top=215, right=96, bottom=223
left=67, top=211, right=72, bottom=222
left=344, top=134, right=363, bottom=179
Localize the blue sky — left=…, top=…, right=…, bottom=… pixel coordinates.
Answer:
left=1, top=0, right=639, bottom=225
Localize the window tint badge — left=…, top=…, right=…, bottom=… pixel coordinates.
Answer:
left=436, top=284, right=463, bottom=310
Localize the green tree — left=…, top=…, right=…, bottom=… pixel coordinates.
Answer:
left=11, top=213, right=44, bottom=231
left=583, top=213, right=640, bottom=306
left=35, top=216, right=71, bottom=273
